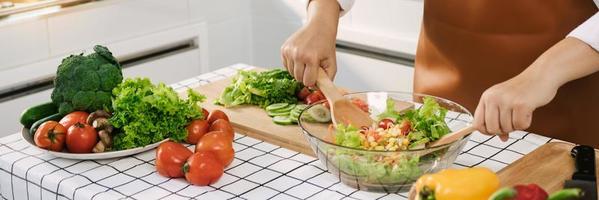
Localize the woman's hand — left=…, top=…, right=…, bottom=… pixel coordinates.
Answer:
left=281, top=0, right=341, bottom=86
left=473, top=37, right=599, bottom=141
left=473, top=72, right=559, bottom=140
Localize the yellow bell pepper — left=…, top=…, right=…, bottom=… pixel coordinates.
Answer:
left=414, top=167, right=500, bottom=200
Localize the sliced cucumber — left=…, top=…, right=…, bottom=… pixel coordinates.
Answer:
left=275, top=104, right=296, bottom=113
left=268, top=110, right=291, bottom=117
left=266, top=103, right=289, bottom=112
left=273, top=116, right=294, bottom=125
left=289, top=111, right=301, bottom=119
left=290, top=104, right=307, bottom=118
left=294, top=104, right=308, bottom=111
left=306, top=104, right=331, bottom=123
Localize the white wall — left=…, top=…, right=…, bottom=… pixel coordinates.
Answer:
left=338, top=0, right=423, bottom=55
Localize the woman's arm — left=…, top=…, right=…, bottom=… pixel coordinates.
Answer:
left=281, top=0, right=342, bottom=86
left=473, top=37, right=599, bottom=140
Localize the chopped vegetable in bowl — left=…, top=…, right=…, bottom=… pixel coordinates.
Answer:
left=335, top=96, right=451, bottom=151
left=299, top=92, right=473, bottom=192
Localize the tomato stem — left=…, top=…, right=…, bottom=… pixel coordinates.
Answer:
left=182, top=162, right=190, bottom=174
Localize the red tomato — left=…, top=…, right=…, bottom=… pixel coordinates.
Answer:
left=378, top=119, right=394, bottom=129
left=201, top=108, right=209, bottom=120
left=34, top=121, right=66, bottom=152
left=513, top=184, right=548, bottom=200
left=207, top=110, right=229, bottom=124
left=184, top=151, right=224, bottom=186
left=306, top=91, right=325, bottom=105
left=297, top=87, right=311, bottom=101
left=209, top=119, right=234, bottom=141
left=155, top=141, right=193, bottom=178
left=399, top=120, right=411, bottom=135
left=351, top=98, right=369, bottom=113
left=185, top=120, right=209, bottom=144
left=66, top=123, right=97, bottom=153
left=59, top=111, right=89, bottom=130
left=195, top=132, right=234, bottom=167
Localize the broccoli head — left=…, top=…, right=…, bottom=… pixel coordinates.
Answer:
left=51, top=45, right=123, bottom=115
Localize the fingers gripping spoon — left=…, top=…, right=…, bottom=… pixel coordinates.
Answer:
left=315, top=68, right=373, bottom=128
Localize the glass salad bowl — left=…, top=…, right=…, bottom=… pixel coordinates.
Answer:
left=298, top=91, right=473, bottom=192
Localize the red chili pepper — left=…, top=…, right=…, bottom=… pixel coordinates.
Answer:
left=512, top=184, right=548, bottom=200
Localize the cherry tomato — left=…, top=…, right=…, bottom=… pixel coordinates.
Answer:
left=209, top=119, right=234, bottom=141
left=378, top=119, right=394, bottom=129
left=399, top=120, right=411, bottom=135
left=184, top=151, right=224, bottom=186
left=351, top=98, right=369, bottom=113
left=207, top=110, right=229, bottom=124
left=185, top=120, right=209, bottom=144
left=34, top=121, right=66, bottom=152
left=66, top=123, right=97, bottom=153
left=195, top=132, right=234, bottom=167
left=59, top=111, right=89, bottom=130
left=306, top=91, right=325, bottom=105
left=201, top=108, right=209, bottom=120
left=297, top=87, right=311, bottom=101
left=155, top=141, right=193, bottom=178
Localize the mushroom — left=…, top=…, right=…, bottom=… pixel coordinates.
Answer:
left=98, top=130, right=112, bottom=147
left=92, top=118, right=111, bottom=131
left=86, top=110, right=111, bottom=125
left=92, top=142, right=106, bottom=153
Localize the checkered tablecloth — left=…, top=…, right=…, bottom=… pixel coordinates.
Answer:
left=0, top=64, right=563, bottom=200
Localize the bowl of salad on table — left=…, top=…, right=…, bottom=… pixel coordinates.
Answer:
left=298, top=91, right=473, bottom=192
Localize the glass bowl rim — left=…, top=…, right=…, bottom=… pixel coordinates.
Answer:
left=298, top=91, right=474, bottom=153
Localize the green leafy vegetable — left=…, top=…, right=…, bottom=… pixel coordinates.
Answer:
left=51, top=45, right=123, bottom=114
left=378, top=96, right=451, bottom=143
left=334, top=123, right=362, bottom=148
left=109, top=78, right=206, bottom=150
left=216, top=69, right=302, bottom=108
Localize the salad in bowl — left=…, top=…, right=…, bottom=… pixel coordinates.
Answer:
left=299, top=92, right=473, bottom=192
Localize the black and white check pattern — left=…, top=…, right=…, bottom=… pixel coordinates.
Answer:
left=0, top=64, right=565, bottom=200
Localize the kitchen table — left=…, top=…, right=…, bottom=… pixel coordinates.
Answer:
left=0, top=63, right=564, bottom=200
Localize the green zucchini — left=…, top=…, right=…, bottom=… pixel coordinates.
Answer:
left=20, top=102, right=58, bottom=128
left=29, top=113, right=63, bottom=136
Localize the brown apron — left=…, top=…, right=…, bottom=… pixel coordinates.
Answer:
left=414, top=0, right=599, bottom=147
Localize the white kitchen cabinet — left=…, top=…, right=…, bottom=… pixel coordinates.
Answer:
left=0, top=89, right=52, bottom=137
left=123, top=48, right=201, bottom=85
left=335, top=51, right=414, bottom=92
left=0, top=19, right=49, bottom=71
left=47, top=0, right=189, bottom=56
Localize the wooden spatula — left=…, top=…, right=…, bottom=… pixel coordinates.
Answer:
left=428, top=125, right=476, bottom=147
left=316, top=68, right=374, bottom=128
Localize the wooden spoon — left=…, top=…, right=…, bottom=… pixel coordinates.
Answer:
left=428, top=125, right=476, bottom=147
left=315, top=68, right=374, bottom=128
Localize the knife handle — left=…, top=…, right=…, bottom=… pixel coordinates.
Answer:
left=571, top=145, right=596, bottom=181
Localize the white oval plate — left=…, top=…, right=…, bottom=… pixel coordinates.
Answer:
left=22, top=127, right=168, bottom=160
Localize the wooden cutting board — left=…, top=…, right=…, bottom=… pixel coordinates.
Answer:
left=180, top=67, right=413, bottom=156
left=497, top=142, right=599, bottom=193
left=186, top=77, right=312, bottom=155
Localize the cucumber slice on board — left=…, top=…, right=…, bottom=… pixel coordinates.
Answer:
left=274, top=104, right=296, bottom=113
left=273, top=116, right=294, bottom=125
left=268, top=110, right=291, bottom=117
left=266, top=103, right=289, bottom=112
left=306, top=104, right=331, bottom=123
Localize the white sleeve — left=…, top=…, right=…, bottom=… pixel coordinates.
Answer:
left=568, top=12, right=599, bottom=51
left=337, top=0, right=355, bottom=16
left=306, top=0, right=355, bottom=17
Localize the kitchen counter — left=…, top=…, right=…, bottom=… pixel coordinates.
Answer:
left=0, top=64, right=564, bottom=200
